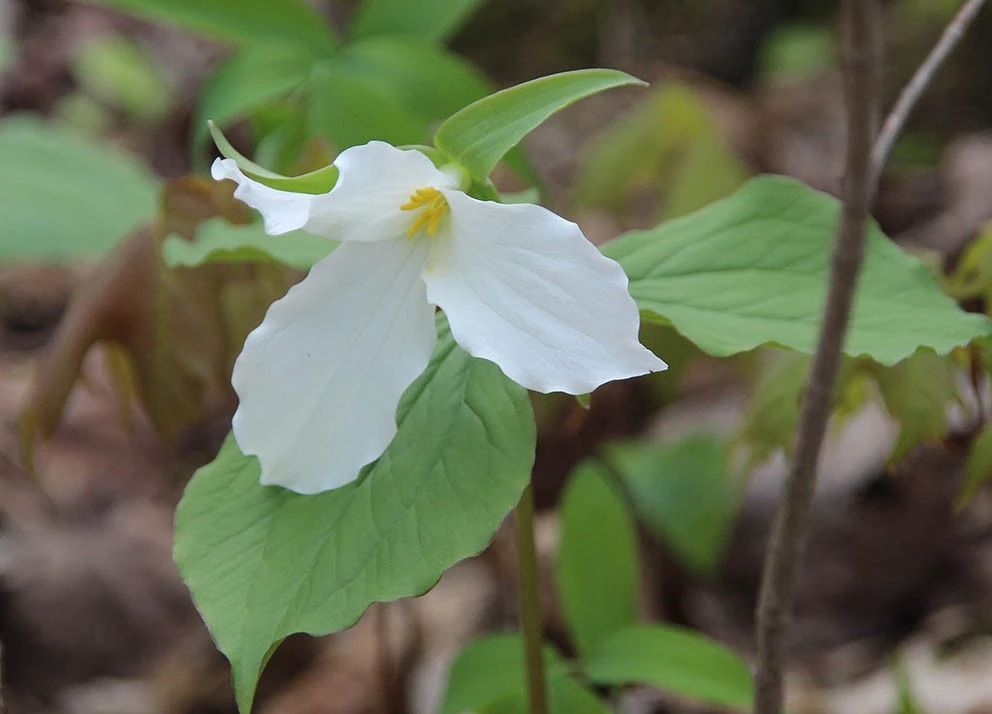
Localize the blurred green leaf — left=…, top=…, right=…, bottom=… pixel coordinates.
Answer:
left=949, top=222, right=992, bottom=303
left=209, top=121, right=338, bottom=194
left=956, top=424, right=992, bottom=508
left=193, top=43, right=316, bottom=161
left=584, top=624, right=753, bottom=710
left=250, top=103, right=310, bottom=175
left=736, top=350, right=809, bottom=467
left=340, top=36, right=491, bottom=121
left=0, top=36, right=14, bottom=75
left=162, top=219, right=333, bottom=270
left=174, top=318, right=535, bottom=713
left=556, top=462, right=638, bottom=657
left=351, top=0, right=485, bottom=42
left=604, top=435, right=735, bottom=578
left=309, top=61, right=428, bottom=149
left=894, top=656, right=927, bottom=714
left=53, top=93, right=113, bottom=136
left=606, top=176, right=992, bottom=364
left=758, top=23, right=835, bottom=84
left=73, top=36, right=171, bottom=122
left=435, top=69, right=644, bottom=181
left=86, top=0, right=337, bottom=50
left=441, top=634, right=607, bottom=714
left=873, top=349, right=959, bottom=463
left=577, top=83, right=747, bottom=220
left=0, top=115, right=158, bottom=262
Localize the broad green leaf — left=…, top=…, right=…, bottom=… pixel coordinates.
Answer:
left=556, top=462, right=638, bottom=657
left=350, top=0, right=484, bottom=42
left=577, top=83, right=747, bottom=220
left=209, top=121, right=338, bottom=194
left=84, top=0, right=337, bottom=51
left=435, top=69, right=644, bottom=181
left=606, top=176, right=992, bottom=364
left=956, top=424, right=992, bottom=508
left=174, top=319, right=535, bottom=713
left=0, top=115, right=158, bottom=262
left=340, top=37, right=491, bottom=121
left=308, top=61, right=428, bottom=150
left=604, top=436, right=735, bottom=578
left=584, top=624, right=753, bottom=710
left=872, top=349, right=959, bottom=463
left=193, top=43, right=316, bottom=160
left=73, top=36, right=171, bottom=122
left=162, top=219, right=333, bottom=270
left=441, top=635, right=607, bottom=714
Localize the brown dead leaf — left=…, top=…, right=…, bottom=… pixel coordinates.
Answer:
left=20, top=177, right=292, bottom=472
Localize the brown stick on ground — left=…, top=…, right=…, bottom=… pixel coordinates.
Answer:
left=752, top=2, right=881, bottom=713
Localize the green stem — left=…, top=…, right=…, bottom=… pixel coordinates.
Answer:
left=515, top=483, right=548, bottom=714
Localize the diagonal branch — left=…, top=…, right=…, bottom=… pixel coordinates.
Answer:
left=872, top=0, right=987, bottom=184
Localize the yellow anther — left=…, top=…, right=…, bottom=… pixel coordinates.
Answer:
left=400, top=186, right=449, bottom=238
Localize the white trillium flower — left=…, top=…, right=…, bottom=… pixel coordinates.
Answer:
left=213, top=141, right=667, bottom=495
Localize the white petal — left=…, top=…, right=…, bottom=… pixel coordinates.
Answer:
left=424, top=192, right=666, bottom=394
left=212, top=158, right=314, bottom=235
left=306, top=141, right=456, bottom=242
left=232, top=237, right=436, bottom=494
left=214, top=143, right=456, bottom=243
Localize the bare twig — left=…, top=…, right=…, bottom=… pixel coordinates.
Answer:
left=871, top=0, right=987, bottom=183
left=753, top=1, right=989, bottom=711
left=753, top=2, right=881, bottom=713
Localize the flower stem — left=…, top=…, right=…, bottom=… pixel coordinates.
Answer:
left=515, top=483, right=548, bottom=714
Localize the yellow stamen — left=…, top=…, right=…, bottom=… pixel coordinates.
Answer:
left=401, top=186, right=449, bottom=238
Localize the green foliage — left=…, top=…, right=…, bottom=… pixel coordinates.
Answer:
left=872, top=349, right=960, bottom=463
left=192, top=43, right=316, bottom=158
left=93, top=0, right=493, bottom=168
left=73, top=36, right=171, bottom=123
left=162, top=219, right=333, bottom=270
left=85, top=0, right=338, bottom=50
left=440, top=635, right=607, bottom=714
left=736, top=350, right=810, bottom=466
left=758, top=23, right=835, bottom=84
left=174, top=319, right=535, bottom=713
left=584, top=624, right=754, bottom=710
left=435, top=69, right=644, bottom=181
left=576, top=83, right=748, bottom=220
left=339, top=37, right=491, bottom=122
left=0, top=36, right=14, bottom=75
left=949, top=222, right=992, bottom=304
left=605, top=435, right=736, bottom=578
left=606, top=176, right=992, bottom=364
left=308, top=62, right=427, bottom=149
left=556, top=462, right=638, bottom=657
left=0, top=115, right=158, bottom=262
left=957, top=424, right=992, bottom=508
left=350, top=0, right=485, bottom=42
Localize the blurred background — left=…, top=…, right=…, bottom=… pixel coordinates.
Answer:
left=3, top=1, right=992, bottom=712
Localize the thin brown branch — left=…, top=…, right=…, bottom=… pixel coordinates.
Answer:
left=753, top=2, right=987, bottom=712
left=753, top=2, right=881, bottom=713
left=872, top=0, right=987, bottom=183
